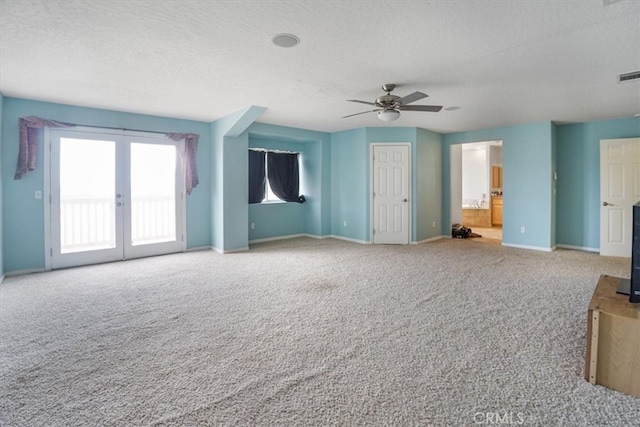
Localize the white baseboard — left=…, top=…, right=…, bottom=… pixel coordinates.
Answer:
left=327, top=235, right=370, bottom=245
left=186, top=246, right=213, bottom=252
left=501, top=242, right=555, bottom=252
left=212, top=246, right=249, bottom=254
left=556, top=244, right=599, bottom=253
left=5, top=268, right=46, bottom=278
left=412, top=236, right=443, bottom=245
left=0, top=274, right=4, bottom=284
left=249, top=234, right=308, bottom=244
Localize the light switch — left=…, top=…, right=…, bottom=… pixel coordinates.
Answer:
left=35, top=190, right=42, bottom=199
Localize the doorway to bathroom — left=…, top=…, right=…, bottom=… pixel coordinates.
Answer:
left=450, top=140, right=503, bottom=244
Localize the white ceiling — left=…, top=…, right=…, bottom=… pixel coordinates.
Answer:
left=1, top=0, right=639, bottom=134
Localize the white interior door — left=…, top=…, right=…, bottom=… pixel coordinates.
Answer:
left=372, top=144, right=410, bottom=244
left=49, top=128, right=185, bottom=269
left=600, top=138, right=640, bottom=257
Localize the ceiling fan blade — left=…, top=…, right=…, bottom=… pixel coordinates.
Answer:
left=347, top=99, right=376, bottom=106
left=342, top=109, right=381, bottom=118
left=396, top=91, right=428, bottom=105
left=399, top=105, right=443, bottom=112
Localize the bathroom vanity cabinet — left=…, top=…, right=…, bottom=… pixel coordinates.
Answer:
left=462, top=208, right=491, bottom=227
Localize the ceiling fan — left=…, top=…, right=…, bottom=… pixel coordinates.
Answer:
left=343, top=84, right=443, bottom=122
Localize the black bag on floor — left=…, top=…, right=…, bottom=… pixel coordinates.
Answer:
left=452, top=223, right=472, bottom=239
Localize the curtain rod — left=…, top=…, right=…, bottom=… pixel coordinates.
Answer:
left=249, top=148, right=299, bottom=155
left=72, top=124, right=173, bottom=135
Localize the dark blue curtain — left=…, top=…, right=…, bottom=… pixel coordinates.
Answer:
left=248, top=150, right=266, bottom=203
left=267, top=152, right=305, bottom=203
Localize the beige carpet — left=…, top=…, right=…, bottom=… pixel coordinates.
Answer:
left=1, top=237, right=639, bottom=426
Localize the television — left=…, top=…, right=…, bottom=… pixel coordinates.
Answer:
left=616, top=202, right=640, bottom=303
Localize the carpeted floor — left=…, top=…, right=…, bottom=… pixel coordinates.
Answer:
left=1, top=237, right=639, bottom=426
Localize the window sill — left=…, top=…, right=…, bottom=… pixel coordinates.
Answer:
left=260, top=200, right=287, bottom=204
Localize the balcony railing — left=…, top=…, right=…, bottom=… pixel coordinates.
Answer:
left=60, top=196, right=176, bottom=253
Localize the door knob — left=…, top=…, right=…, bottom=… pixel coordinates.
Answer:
left=402, top=198, right=408, bottom=202
left=602, top=201, right=614, bottom=206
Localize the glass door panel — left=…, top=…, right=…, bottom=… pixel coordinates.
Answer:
left=59, top=138, right=116, bottom=253
left=130, top=142, right=177, bottom=246
left=50, top=130, right=123, bottom=269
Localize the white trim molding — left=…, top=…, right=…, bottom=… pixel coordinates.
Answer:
left=502, top=243, right=556, bottom=252
left=212, top=246, right=249, bottom=254
left=411, top=236, right=443, bottom=245
left=556, top=244, right=599, bottom=253
left=5, top=268, right=47, bottom=278
left=186, top=246, right=214, bottom=252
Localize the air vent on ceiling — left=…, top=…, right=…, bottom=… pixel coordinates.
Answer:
left=618, top=71, right=640, bottom=83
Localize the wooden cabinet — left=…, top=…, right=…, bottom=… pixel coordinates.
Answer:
left=491, top=166, right=503, bottom=188
left=491, top=197, right=503, bottom=226
left=585, top=275, right=640, bottom=398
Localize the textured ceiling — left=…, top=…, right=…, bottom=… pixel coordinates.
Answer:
left=1, top=0, right=639, bottom=134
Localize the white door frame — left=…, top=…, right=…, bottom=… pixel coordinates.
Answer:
left=44, top=126, right=187, bottom=270
left=370, top=142, right=412, bottom=244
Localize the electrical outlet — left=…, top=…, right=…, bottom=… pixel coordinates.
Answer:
left=520, top=226, right=526, bottom=233
left=432, top=221, right=436, bottom=228
left=250, top=223, right=255, bottom=230
left=343, top=221, right=347, bottom=227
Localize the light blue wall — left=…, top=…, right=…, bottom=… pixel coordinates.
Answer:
left=443, top=122, right=554, bottom=250
left=248, top=137, right=306, bottom=241
left=551, top=123, right=558, bottom=248
left=329, top=127, right=438, bottom=243
left=4, top=94, right=636, bottom=273
left=247, top=135, right=321, bottom=241
left=556, top=117, right=640, bottom=250
left=330, top=128, right=369, bottom=241
left=0, top=93, right=4, bottom=276
left=1, top=97, right=212, bottom=272
left=416, top=128, right=442, bottom=242
left=247, top=122, right=331, bottom=241
left=210, top=109, right=254, bottom=253
left=224, top=133, right=250, bottom=251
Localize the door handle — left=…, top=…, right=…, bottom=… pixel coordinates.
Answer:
left=402, top=198, right=408, bottom=202
left=602, top=201, right=614, bottom=206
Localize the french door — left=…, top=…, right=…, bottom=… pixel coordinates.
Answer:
left=48, top=128, right=185, bottom=269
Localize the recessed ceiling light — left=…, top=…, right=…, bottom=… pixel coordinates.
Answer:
left=272, top=33, right=300, bottom=48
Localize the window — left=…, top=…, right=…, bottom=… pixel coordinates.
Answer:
left=248, top=149, right=305, bottom=204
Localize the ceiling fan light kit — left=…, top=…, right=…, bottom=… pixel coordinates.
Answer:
left=378, top=109, right=400, bottom=122
left=343, top=84, right=443, bottom=122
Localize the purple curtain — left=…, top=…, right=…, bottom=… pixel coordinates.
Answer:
left=14, top=116, right=74, bottom=179
left=166, top=132, right=200, bottom=195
